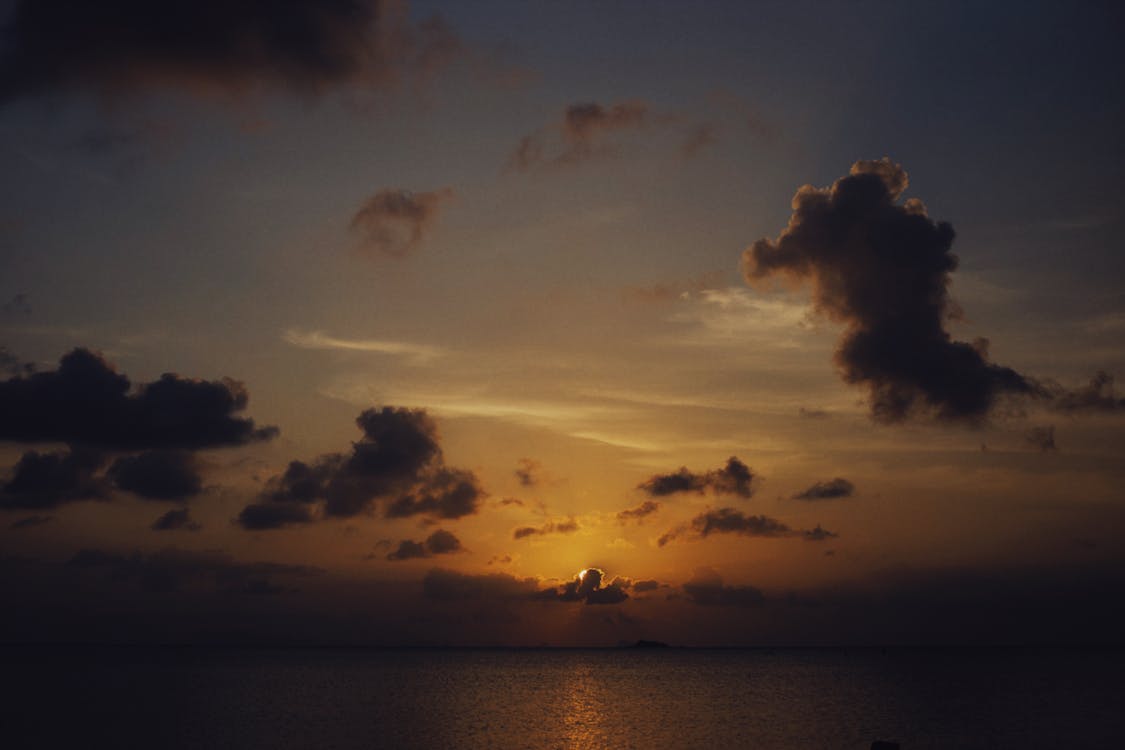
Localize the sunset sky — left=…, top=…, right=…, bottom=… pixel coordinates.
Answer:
left=2, top=0, right=1124, bottom=646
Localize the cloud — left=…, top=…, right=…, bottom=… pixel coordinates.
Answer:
left=236, top=407, right=483, bottom=529
left=0, top=348, right=277, bottom=450
left=151, top=508, right=201, bottom=532
left=2, top=293, right=31, bottom=315
left=792, top=477, right=854, bottom=501
left=386, top=529, right=464, bottom=560
left=235, top=501, right=317, bottom=531
left=66, top=547, right=320, bottom=594
left=0, top=0, right=462, bottom=106
left=658, top=507, right=836, bottom=547
left=108, top=450, right=203, bottom=501
left=743, top=158, right=1037, bottom=423
left=682, top=568, right=764, bottom=607
left=1042, top=372, right=1124, bottom=413
left=1, top=447, right=107, bottom=509
left=1025, top=425, right=1057, bottom=452
left=638, top=456, right=754, bottom=498
left=616, top=500, right=660, bottom=524
left=349, top=187, right=453, bottom=258
left=536, top=568, right=629, bottom=605
left=512, top=517, right=578, bottom=540
left=422, top=568, right=541, bottom=602
left=282, top=329, right=444, bottom=362
left=513, top=457, right=542, bottom=488
left=803, top=524, right=838, bottom=542
left=507, top=99, right=660, bottom=171
left=631, top=579, right=663, bottom=593
left=8, top=514, right=51, bottom=530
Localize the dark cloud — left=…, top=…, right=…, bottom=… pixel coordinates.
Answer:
left=1, top=447, right=106, bottom=509
left=236, top=407, right=482, bottom=529
left=617, top=500, right=660, bottom=524
left=8, top=514, right=51, bottom=529
left=798, top=406, right=829, bottom=419
left=422, top=568, right=540, bottom=602
left=803, top=524, right=838, bottom=542
left=631, top=579, right=663, bottom=593
left=487, top=554, right=512, bottom=566
left=2, top=293, right=31, bottom=314
left=1043, top=372, right=1124, bottom=413
left=744, top=158, right=1037, bottom=424
left=236, top=500, right=317, bottom=530
left=514, top=457, right=542, bottom=488
left=657, top=507, right=829, bottom=547
left=638, top=456, right=754, bottom=498
left=349, top=187, right=453, bottom=258
left=508, top=98, right=702, bottom=169
left=0, top=0, right=462, bottom=106
left=537, top=568, right=629, bottom=606
left=386, top=529, right=464, bottom=561
left=151, top=508, right=201, bottom=532
left=682, top=568, right=764, bottom=607
left=66, top=547, right=320, bottom=595
left=384, top=468, right=483, bottom=520
left=109, top=450, right=203, bottom=501
left=1026, top=425, right=1058, bottom=452
left=512, top=517, right=578, bottom=540
left=680, top=122, right=717, bottom=158
left=0, top=348, right=277, bottom=450
left=793, top=477, right=854, bottom=501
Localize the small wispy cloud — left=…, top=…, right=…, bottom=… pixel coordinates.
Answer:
left=283, top=329, right=444, bottom=363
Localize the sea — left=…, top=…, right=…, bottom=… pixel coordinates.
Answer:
left=3, top=645, right=1123, bottom=748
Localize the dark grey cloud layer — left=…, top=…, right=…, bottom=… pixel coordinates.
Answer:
left=682, top=569, right=764, bottom=608
left=236, top=407, right=483, bottom=529
left=638, top=456, right=754, bottom=498
left=0, top=0, right=461, bottom=105
left=66, top=547, right=320, bottom=595
left=744, top=159, right=1037, bottom=423
left=0, top=348, right=277, bottom=450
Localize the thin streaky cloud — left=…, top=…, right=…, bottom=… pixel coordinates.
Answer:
left=283, top=329, right=444, bottom=362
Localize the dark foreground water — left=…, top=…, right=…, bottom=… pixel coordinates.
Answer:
left=3, top=646, right=1123, bottom=748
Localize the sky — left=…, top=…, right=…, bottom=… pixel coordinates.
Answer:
left=1, top=0, right=1124, bottom=647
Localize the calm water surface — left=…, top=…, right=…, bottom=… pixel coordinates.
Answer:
left=3, top=646, right=1123, bottom=748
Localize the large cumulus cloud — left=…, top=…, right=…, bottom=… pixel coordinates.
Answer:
left=744, top=159, right=1038, bottom=423
left=236, top=406, right=483, bottom=529
left=0, top=348, right=276, bottom=450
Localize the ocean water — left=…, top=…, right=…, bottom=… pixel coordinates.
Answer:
left=3, top=646, right=1123, bottom=749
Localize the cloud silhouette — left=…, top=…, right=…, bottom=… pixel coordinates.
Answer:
left=638, top=456, right=754, bottom=498
left=0, top=348, right=277, bottom=450
left=236, top=407, right=482, bottom=529
left=1, top=448, right=107, bottom=509
left=792, top=477, right=854, bottom=501
left=659, top=507, right=835, bottom=547
left=514, top=458, right=542, bottom=488
left=536, top=568, right=629, bottom=605
left=507, top=99, right=653, bottom=171
left=1026, top=425, right=1057, bottom=452
left=109, top=450, right=203, bottom=501
left=386, top=529, right=464, bottom=561
left=512, top=518, right=578, bottom=540
left=744, top=158, right=1038, bottom=423
left=151, top=508, right=201, bottom=532
left=682, top=568, right=764, bottom=607
left=349, top=187, right=453, bottom=258
left=0, top=0, right=461, bottom=106
left=617, top=500, right=660, bottom=523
